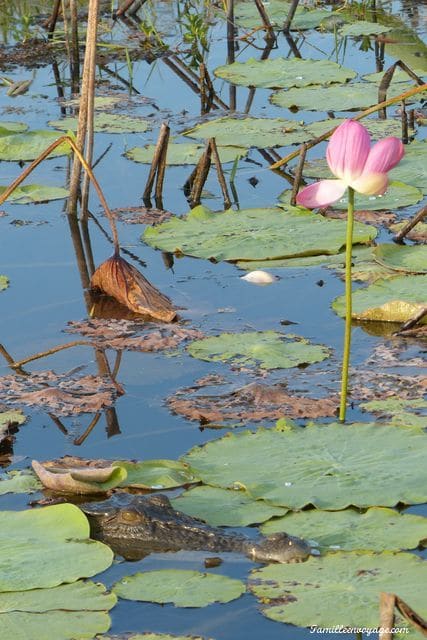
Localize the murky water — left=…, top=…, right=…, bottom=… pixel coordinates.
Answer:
left=0, top=1, right=426, bottom=638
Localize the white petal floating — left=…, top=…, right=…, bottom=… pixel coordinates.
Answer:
left=241, top=270, right=278, bottom=285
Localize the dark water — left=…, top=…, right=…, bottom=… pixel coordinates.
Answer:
left=0, top=2, right=426, bottom=639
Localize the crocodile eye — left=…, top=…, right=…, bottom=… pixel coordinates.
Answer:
left=120, top=509, right=140, bottom=523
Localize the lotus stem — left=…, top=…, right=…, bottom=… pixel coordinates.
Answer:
left=339, top=187, right=355, bottom=423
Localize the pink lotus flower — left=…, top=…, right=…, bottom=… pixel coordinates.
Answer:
left=296, top=120, right=404, bottom=208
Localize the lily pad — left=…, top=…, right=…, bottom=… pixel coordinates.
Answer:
left=360, top=397, right=427, bottom=428
left=0, top=581, right=116, bottom=640
left=340, top=20, right=392, bottom=37
left=0, top=184, right=69, bottom=204
left=0, top=504, right=113, bottom=591
left=48, top=113, right=150, bottom=134
left=0, top=409, right=25, bottom=428
left=332, top=274, right=427, bottom=323
left=183, top=117, right=310, bottom=148
left=113, top=570, right=245, bottom=607
left=214, top=57, right=356, bottom=89
left=374, top=244, right=427, bottom=274
left=0, top=121, right=28, bottom=135
left=389, top=141, right=427, bottom=194
left=363, top=68, right=426, bottom=83
left=113, top=459, right=199, bottom=489
left=249, top=552, right=427, bottom=629
left=0, top=131, right=70, bottom=161
left=182, top=423, right=427, bottom=509
left=0, top=276, right=8, bottom=291
left=143, top=205, right=377, bottom=262
left=172, top=486, right=287, bottom=526
left=331, top=181, right=423, bottom=211
left=271, top=82, right=408, bottom=112
left=0, top=470, right=41, bottom=496
left=125, top=142, right=247, bottom=165
left=232, top=1, right=331, bottom=31
left=187, top=331, right=329, bottom=370
left=304, top=117, right=404, bottom=140
left=261, top=507, right=427, bottom=551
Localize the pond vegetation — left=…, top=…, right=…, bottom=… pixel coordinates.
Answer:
left=0, top=0, right=426, bottom=639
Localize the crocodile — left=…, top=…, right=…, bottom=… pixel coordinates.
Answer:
left=81, top=493, right=311, bottom=563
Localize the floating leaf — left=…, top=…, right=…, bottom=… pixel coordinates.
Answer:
left=388, top=141, right=427, bottom=194
left=374, top=244, right=427, bottom=274
left=331, top=181, right=423, bottom=211
left=0, top=184, right=69, bottom=204
left=187, top=332, right=329, bottom=370
left=360, top=397, right=427, bottom=429
left=0, top=409, right=25, bottom=429
left=172, top=486, right=287, bottom=527
left=0, top=504, right=113, bottom=591
left=271, top=82, right=408, bottom=112
left=113, top=459, right=199, bottom=489
left=0, top=276, right=8, bottom=291
left=31, top=460, right=127, bottom=494
left=249, top=552, right=427, bottom=629
left=214, top=58, right=356, bottom=89
left=125, top=142, right=247, bottom=165
left=183, top=116, right=310, bottom=148
left=332, top=274, right=427, bottom=323
left=340, top=20, right=392, bottom=36
left=0, top=131, right=70, bottom=161
left=143, top=205, right=377, bottom=262
left=0, top=121, right=28, bottom=135
left=0, top=581, right=116, bottom=640
left=231, top=1, right=331, bottom=31
left=261, top=507, right=427, bottom=552
left=49, top=113, right=150, bottom=134
left=182, top=423, right=427, bottom=510
left=91, top=254, right=177, bottom=322
left=0, top=470, right=41, bottom=496
left=304, top=117, right=404, bottom=140
left=363, top=68, right=426, bottom=82
left=390, top=221, right=427, bottom=243
left=113, top=570, right=245, bottom=607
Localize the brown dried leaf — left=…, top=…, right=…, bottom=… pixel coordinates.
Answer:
left=112, top=206, right=173, bottom=225
left=90, top=254, right=177, bottom=322
left=43, top=455, right=114, bottom=470
left=325, top=209, right=397, bottom=226
left=66, top=319, right=202, bottom=351
left=0, top=371, right=118, bottom=416
left=31, top=459, right=126, bottom=494
left=168, top=381, right=339, bottom=425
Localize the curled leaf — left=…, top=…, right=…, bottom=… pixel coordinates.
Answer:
left=90, top=254, right=176, bottom=322
left=31, top=459, right=127, bottom=494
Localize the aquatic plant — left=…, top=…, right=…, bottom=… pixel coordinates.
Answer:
left=296, top=120, right=404, bottom=421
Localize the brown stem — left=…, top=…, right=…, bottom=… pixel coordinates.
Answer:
left=393, top=204, right=427, bottom=243
left=290, top=143, right=307, bottom=205
left=44, top=0, right=61, bottom=39
left=394, top=307, right=427, bottom=335
left=209, top=138, right=232, bottom=209
left=254, top=0, right=275, bottom=42
left=283, top=0, right=300, bottom=34
left=270, top=83, right=427, bottom=170
left=8, top=341, right=94, bottom=369
left=0, top=135, right=120, bottom=253
left=191, top=142, right=212, bottom=207
left=143, top=122, right=170, bottom=203
left=379, top=593, right=395, bottom=640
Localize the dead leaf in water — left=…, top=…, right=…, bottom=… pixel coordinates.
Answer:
left=90, top=253, right=177, bottom=322
left=0, top=371, right=118, bottom=416
left=168, top=381, right=338, bottom=425
left=31, top=459, right=127, bottom=494
left=111, top=205, right=173, bottom=225
left=66, top=318, right=203, bottom=351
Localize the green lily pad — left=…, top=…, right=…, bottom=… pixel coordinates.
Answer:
left=363, top=68, right=426, bottom=82
left=331, top=181, right=423, bottom=211
left=232, top=1, right=331, bottom=31
left=389, top=141, right=427, bottom=194
left=143, top=205, right=377, bottom=262
left=172, top=486, right=287, bottom=526
left=0, top=276, right=8, bottom=291
left=113, top=459, right=199, bottom=489
left=0, top=409, right=25, bottom=428
left=360, top=397, right=427, bottom=429
left=271, top=82, right=408, bottom=112
left=0, top=581, right=116, bottom=640
left=183, top=117, right=310, bottom=148
left=304, top=117, right=404, bottom=140
left=0, top=504, right=113, bottom=591
left=0, top=121, right=28, bottom=135
left=390, top=221, right=427, bottom=242
left=261, top=507, right=427, bottom=551
left=125, top=142, right=247, bottom=165
left=48, top=113, right=150, bottom=134
left=332, top=274, right=427, bottom=323
left=214, top=57, right=356, bottom=89
left=340, top=21, right=392, bottom=37
left=113, top=570, right=245, bottom=607
left=374, top=244, right=427, bottom=274
left=249, top=552, right=427, bottom=628
left=182, top=423, right=427, bottom=509
left=0, top=131, right=71, bottom=161
left=0, top=184, right=69, bottom=204
left=0, top=470, right=41, bottom=496
left=187, top=331, right=329, bottom=370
